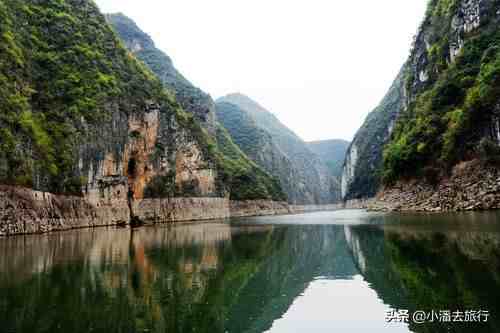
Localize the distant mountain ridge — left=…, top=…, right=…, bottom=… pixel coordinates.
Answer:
left=216, top=93, right=341, bottom=205
left=107, top=13, right=347, bottom=205
left=307, top=139, right=350, bottom=179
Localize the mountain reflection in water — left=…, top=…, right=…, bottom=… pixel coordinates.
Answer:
left=0, top=210, right=499, bottom=333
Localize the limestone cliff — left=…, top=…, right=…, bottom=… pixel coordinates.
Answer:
left=383, top=0, right=500, bottom=183
left=343, top=0, right=500, bottom=208
left=216, top=94, right=341, bottom=205
left=378, top=0, right=500, bottom=210
left=0, top=0, right=220, bottom=202
left=106, top=13, right=285, bottom=203
left=341, top=66, right=407, bottom=200
left=0, top=0, right=286, bottom=235
left=105, top=13, right=217, bottom=133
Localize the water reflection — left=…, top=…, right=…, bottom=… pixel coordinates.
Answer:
left=0, top=211, right=499, bottom=333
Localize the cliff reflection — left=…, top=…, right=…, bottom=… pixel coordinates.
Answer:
left=1, top=212, right=500, bottom=333
left=0, top=223, right=356, bottom=333
left=345, top=218, right=500, bottom=333
left=0, top=223, right=279, bottom=333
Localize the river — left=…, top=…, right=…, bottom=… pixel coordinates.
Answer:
left=0, top=209, right=499, bottom=333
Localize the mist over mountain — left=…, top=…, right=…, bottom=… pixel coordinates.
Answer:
left=306, top=139, right=350, bottom=179
left=217, top=93, right=340, bottom=205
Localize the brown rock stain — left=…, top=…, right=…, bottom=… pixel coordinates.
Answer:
left=103, top=153, right=119, bottom=176
left=124, top=109, right=160, bottom=199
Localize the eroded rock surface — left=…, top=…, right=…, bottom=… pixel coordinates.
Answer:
left=372, top=160, right=500, bottom=212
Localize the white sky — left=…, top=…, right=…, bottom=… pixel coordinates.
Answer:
left=94, top=0, right=427, bottom=142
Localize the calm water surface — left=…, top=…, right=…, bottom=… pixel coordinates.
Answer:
left=1, top=210, right=500, bottom=333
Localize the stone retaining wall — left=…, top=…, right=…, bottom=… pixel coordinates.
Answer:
left=0, top=186, right=296, bottom=236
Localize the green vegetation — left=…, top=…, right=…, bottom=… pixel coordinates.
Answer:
left=479, top=138, right=500, bottom=165
left=140, top=106, right=285, bottom=201
left=307, top=140, right=350, bottom=179
left=0, top=1, right=283, bottom=201
left=383, top=1, right=500, bottom=183
left=0, top=0, right=174, bottom=193
left=215, top=101, right=272, bottom=160
left=343, top=66, right=407, bottom=199
left=425, top=0, right=459, bottom=28
left=215, top=124, right=286, bottom=201
left=105, top=13, right=213, bottom=125
left=107, top=13, right=285, bottom=201
left=217, top=94, right=340, bottom=204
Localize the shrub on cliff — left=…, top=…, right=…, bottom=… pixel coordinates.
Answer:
left=106, top=13, right=286, bottom=202
left=0, top=0, right=286, bottom=202
left=0, top=0, right=171, bottom=193
left=383, top=0, right=500, bottom=183
left=479, top=138, right=500, bottom=165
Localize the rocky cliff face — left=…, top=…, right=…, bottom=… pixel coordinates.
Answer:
left=0, top=0, right=286, bottom=235
left=214, top=102, right=297, bottom=201
left=105, top=13, right=217, bottom=133
left=0, top=0, right=219, bottom=200
left=341, top=66, right=407, bottom=200
left=216, top=94, right=340, bottom=205
left=383, top=0, right=500, bottom=182
left=106, top=13, right=285, bottom=203
left=343, top=0, right=500, bottom=206
left=371, top=159, right=500, bottom=212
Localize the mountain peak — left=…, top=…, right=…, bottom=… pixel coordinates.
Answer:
left=218, top=93, right=268, bottom=113
left=105, top=13, right=156, bottom=53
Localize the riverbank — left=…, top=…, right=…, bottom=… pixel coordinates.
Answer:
left=369, top=160, right=500, bottom=212
left=0, top=185, right=355, bottom=236
left=0, top=185, right=295, bottom=236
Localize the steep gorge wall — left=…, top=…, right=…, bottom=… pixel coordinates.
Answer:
left=375, top=0, right=500, bottom=211
left=306, top=139, right=350, bottom=179
left=105, top=13, right=286, bottom=203
left=0, top=0, right=292, bottom=237
left=105, top=13, right=217, bottom=134
left=341, top=67, right=407, bottom=200
left=0, top=0, right=230, bottom=217
left=342, top=0, right=500, bottom=208
left=216, top=94, right=341, bottom=205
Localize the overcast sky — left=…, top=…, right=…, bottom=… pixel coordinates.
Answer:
left=94, top=0, right=427, bottom=142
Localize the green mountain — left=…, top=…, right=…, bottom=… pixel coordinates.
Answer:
left=105, top=13, right=216, bottom=133
left=215, top=101, right=298, bottom=202
left=341, top=66, right=407, bottom=200
left=306, top=139, right=350, bottom=179
left=342, top=0, right=500, bottom=200
left=0, top=0, right=283, bottom=203
left=217, top=94, right=340, bottom=205
left=106, top=13, right=284, bottom=202
left=383, top=0, right=500, bottom=183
